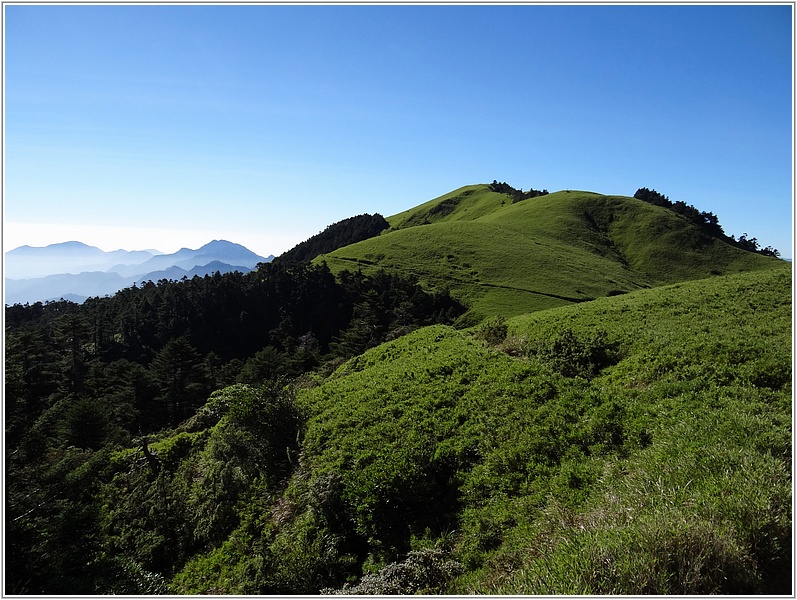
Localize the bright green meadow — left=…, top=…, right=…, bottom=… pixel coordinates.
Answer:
left=317, top=186, right=776, bottom=322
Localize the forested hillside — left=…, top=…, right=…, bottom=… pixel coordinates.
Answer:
left=5, top=261, right=462, bottom=438
left=273, top=213, right=389, bottom=264
left=4, top=183, right=790, bottom=594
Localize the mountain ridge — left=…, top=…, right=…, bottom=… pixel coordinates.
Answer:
left=4, top=239, right=274, bottom=305
left=5, top=184, right=781, bottom=309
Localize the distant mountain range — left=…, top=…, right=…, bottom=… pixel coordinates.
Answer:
left=4, top=240, right=273, bottom=305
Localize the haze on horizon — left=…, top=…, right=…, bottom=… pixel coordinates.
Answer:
left=3, top=221, right=290, bottom=258
left=4, top=4, right=793, bottom=259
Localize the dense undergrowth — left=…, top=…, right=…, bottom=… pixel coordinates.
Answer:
left=40, top=263, right=787, bottom=594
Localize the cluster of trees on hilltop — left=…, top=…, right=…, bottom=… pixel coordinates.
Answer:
left=633, top=187, right=780, bottom=257
left=727, top=232, right=780, bottom=257
left=489, top=180, right=549, bottom=203
left=273, top=213, right=390, bottom=264
left=634, top=187, right=723, bottom=233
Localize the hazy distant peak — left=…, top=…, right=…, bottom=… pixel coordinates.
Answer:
left=198, top=240, right=253, bottom=252
left=109, top=247, right=164, bottom=255
left=53, top=241, right=98, bottom=248
left=8, top=241, right=103, bottom=255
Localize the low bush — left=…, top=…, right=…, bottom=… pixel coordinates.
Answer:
left=474, top=316, right=509, bottom=346
left=322, top=547, right=463, bottom=595
left=525, top=327, right=620, bottom=378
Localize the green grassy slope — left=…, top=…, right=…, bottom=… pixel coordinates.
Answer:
left=294, top=262, right=791, bottom=594
left=388, top=184, right=511, bottom=228
left=154, top=264, right=790, bottom=594
left=316, top=186, right=778, bottom=321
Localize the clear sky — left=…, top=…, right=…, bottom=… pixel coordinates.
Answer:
left=4, top=4, right=793, bottom=258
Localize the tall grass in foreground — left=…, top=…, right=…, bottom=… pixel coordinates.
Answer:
left=456, top=264, right=791, bottom=594
left=467, top=401, right=790, bottom=594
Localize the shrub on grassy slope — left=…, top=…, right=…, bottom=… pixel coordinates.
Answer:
left=525, top=327, right=620, bottom=378
left=322, top=547, right=463, bottom=595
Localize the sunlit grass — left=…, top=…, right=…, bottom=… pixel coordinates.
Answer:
left=298, top=264, right=791, bottom=594
left=316, top=186, right=778, bottom=322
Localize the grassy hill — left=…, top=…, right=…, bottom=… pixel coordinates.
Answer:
left=156, top=262, right=790, bottom=594
left=316, top=185, right=778, bottom=322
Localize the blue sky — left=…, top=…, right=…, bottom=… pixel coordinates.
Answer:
left=4, top=4, right=793, bottom=258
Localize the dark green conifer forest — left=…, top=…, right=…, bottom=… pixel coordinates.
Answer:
left=5, top=261, right=462, bottom=594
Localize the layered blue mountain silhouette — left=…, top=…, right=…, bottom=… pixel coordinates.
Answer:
left=4, top=240, right=273, bottom=305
